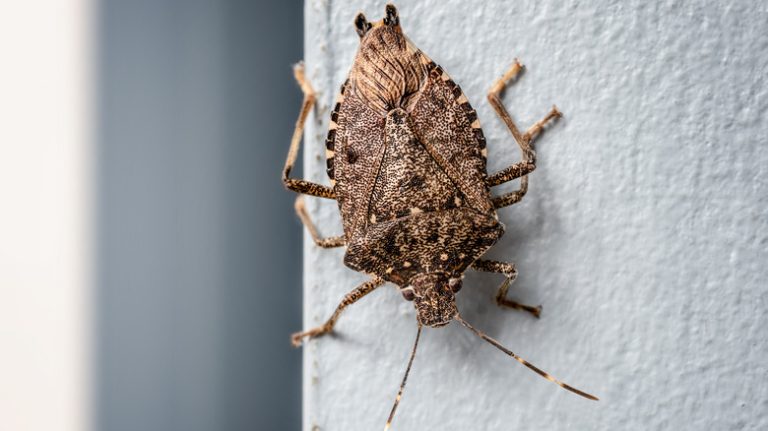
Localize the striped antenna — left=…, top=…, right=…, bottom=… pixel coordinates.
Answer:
left=455, top=314, right=598, bottom=401
left=384, top=323, right=423, bottom=430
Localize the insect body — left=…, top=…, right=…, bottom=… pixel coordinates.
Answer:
left=282, top=4, right=597, bottom=428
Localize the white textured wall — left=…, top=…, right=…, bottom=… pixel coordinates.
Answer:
left=301, top=1, right=768, bottom=430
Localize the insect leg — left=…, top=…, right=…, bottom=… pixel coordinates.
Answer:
left=294, top=196, right=345, bottom=248
left=485, top=59, right=561, bottom=208
left=282, top=62, right=336, bottom=199
left=291, top=277, right=385, bottom=347
left=471, top=259, right=542, bottom=318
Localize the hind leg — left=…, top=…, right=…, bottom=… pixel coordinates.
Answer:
left=471, top=259, right=542, bottom=318
left=485, top=59, right=561, bottom=209
left=282, top=62, right=336, bottom=199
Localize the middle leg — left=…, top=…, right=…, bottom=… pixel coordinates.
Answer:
left=472, top=259, right=542, bottom=318
left=294, top=196, right=345, bottom=248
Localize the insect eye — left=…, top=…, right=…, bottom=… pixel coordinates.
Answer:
left=448, top=278, right=462, bottom=293
left=401, top=286, right=415, bottom=301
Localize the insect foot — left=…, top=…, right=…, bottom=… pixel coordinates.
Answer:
left=472, top=259, right=543, bottom=318
left=283, top=3, right=597, bottom=429
left=290, top=324, right=331, bottom=348
left=290, top=278, right=384, bottom=347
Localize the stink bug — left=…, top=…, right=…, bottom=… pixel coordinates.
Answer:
left=282, top=4, right=598, bottom=428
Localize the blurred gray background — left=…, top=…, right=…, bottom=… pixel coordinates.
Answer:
left=97, top=1, right=303, bottom=430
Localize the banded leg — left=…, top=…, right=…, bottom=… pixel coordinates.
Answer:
left=472, top=259, right=542, bottom=318
left=282, top=62, right=336, bottom=199
left=291, top=277, right=384, bottom=347
left=485, top=59, right=562, bottom=209
left=294, top=196, right=345, bottom=248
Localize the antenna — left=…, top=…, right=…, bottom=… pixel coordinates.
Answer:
left=384, top=323, right=423, bottom=430
left=455, top=314, right=598, bottom=401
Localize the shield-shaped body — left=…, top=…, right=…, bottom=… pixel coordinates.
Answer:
left=285, top=7, right=597, bottom=424
left=325, top=6, right=503, bottom=326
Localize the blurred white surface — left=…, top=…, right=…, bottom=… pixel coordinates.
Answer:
left=0, top=2, right=93, bottom=430
left=302, top=1, right=768, bottom=430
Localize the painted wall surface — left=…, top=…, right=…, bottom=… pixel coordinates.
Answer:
left=301, top=1, right=767, bottom=430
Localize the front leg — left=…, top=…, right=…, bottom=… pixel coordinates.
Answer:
left=472, top=259, right=542, bottom=318
left=291, top=277, right=384, bottom=346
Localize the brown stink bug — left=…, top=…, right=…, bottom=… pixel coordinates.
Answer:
left=282, top=3, right=598, bottom=428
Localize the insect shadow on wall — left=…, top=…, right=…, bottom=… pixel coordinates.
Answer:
left=281, top=4, right=598, bottom=429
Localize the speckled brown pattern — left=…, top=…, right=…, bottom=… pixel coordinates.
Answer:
left=282, top=4, right=597, bottom=424
left=331, top=14, right=502, bottom=328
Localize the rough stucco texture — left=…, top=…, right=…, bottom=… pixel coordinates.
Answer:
left=299, top=1, right=768, bottom=430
